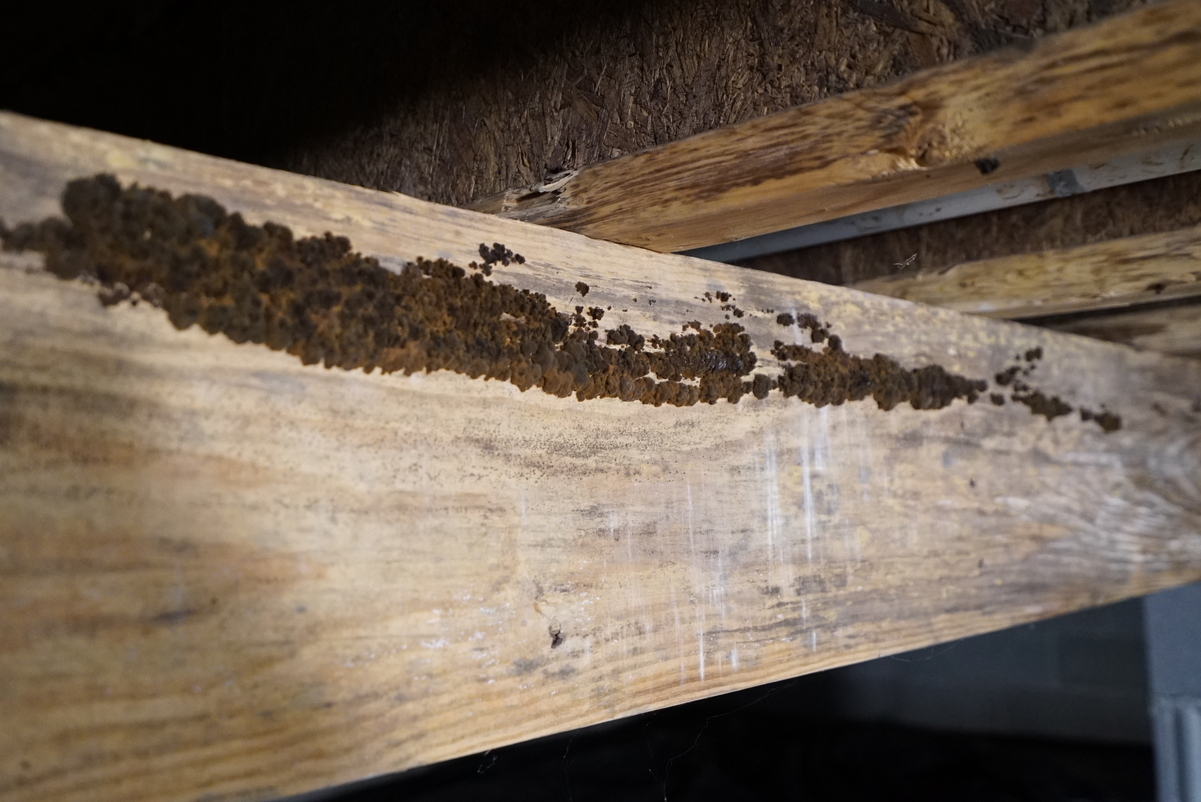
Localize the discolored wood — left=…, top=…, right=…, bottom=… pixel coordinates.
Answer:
left=746, top=168, right=1201, bottom=289
left=1036, top=299, right=1201, bottom=357
left=850, top=226, right=1201, bottom=319
left=2, top=114, right=1201, bottom=802
left=471, top=0, right=1201, bottom=252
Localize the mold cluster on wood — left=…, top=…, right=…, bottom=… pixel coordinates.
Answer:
left=0, top=175, right=1117, bottom=429
left=771, top=314, right=986, bottom=411
left=993, top=348, right=1120, bottom=431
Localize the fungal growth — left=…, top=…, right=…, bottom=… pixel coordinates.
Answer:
left=477, top=242, right=524, bottom=274
left=0, top=175, right=1115, bottom=429
left=991, top=348, right=1120, bottom=431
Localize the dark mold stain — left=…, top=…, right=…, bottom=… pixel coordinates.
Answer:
left=975, top=157, right=1000, bottom=175
left=1079, top=407, right=1122, bottom=433
left=989, top=349, right=1120, bottom=430
left=699, top=291, right=743, bottom=319
left=777, top=312, right=835, bottom=344
left=2, top=175, right=764, bottom=407
left=0, top=175, right=1115, bottom=428
left=1010, top=389, right=1073, bottom=421
left=478, top=242, right=524, bottom=268
left=770, top=320, right=986, bottom=410
left=995, top=366, right=1021, bottom=386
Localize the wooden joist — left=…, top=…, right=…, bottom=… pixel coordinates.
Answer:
left=849, top=226, right=1201, bottom=357
left=2, top=112, right=1201, bottom=802
left=470, top=0, right=1201, bottom=253
left=851, top=226, right=1201, bottom=319
left=1038, top=301, right=1201, bottom=358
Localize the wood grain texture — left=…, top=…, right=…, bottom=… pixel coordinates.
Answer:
left=745, top=167, right=1201, bottom=289
left=274, top=0, right=1148, bottom=207
left=851, top=226, right=1201, bottom=318
left=2, top=113, right=1201, bottom=802
left=1, top=0, right=1150, bottom=210
left=471, top=0, right=1201, bottom=253
left=1039, top=300, right=1201, bottom=357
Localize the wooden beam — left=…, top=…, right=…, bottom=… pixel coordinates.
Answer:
left=2, top=112, right=1201, bottom=802
left=851, top=226, right=1201, bottom=319
left=848, top=226, right=1201, bottom=356
left=1038, top=301, right=1201, bottom=358
left=469, top=0, right=1201, bottom=253
left=687, top=138, right=1201, bottom=263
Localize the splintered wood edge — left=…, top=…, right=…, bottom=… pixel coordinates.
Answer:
left=2, top=112, right=1201, bottom=802
left=469, top=0, right=1201, bottom=252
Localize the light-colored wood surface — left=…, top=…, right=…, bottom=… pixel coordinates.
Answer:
left=470, top=0, right=1201, bottom=253
left=851, top=226, right=1201, bottom=319
left=1044, top=301, right=1201, bottom=358
left=2, top=113, right=1201, bottom=802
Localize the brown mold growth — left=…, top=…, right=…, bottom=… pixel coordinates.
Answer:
left=697, top=290, right=746, bottom=319
left=0, top=175, right=763, bottom=407
left=0, top=175, right=1105, bottom=425
left=1080, top=407, right=1122, bottom=433
left=770, top=318, right=985, bottom=411
left=989, top=349, right=1121, bottom=431
left=471, top=243, right=525, bottom=276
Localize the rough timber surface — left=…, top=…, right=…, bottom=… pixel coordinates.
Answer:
left=265, top=0, right=1150, bottom=207
left=1, top=0, right=1148, bottom=207
left=2, top=114, right=1201, bottom=802
left=470, top=0, right=1201, bottom=251
left=748, top=169, right=1201, bottom=288
left=850, top=226, right=1201, bottom=318
left=1034, top=299, right=1201, bottom=358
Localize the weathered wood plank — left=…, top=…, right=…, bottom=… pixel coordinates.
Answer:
left=1039, top=301, right=1201, bottom=358
left=2, top=113, right=1200, bottom=802
left=470, top=0, right=1201, bottom=253
left=851, top=226, right=1201, bottom=319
